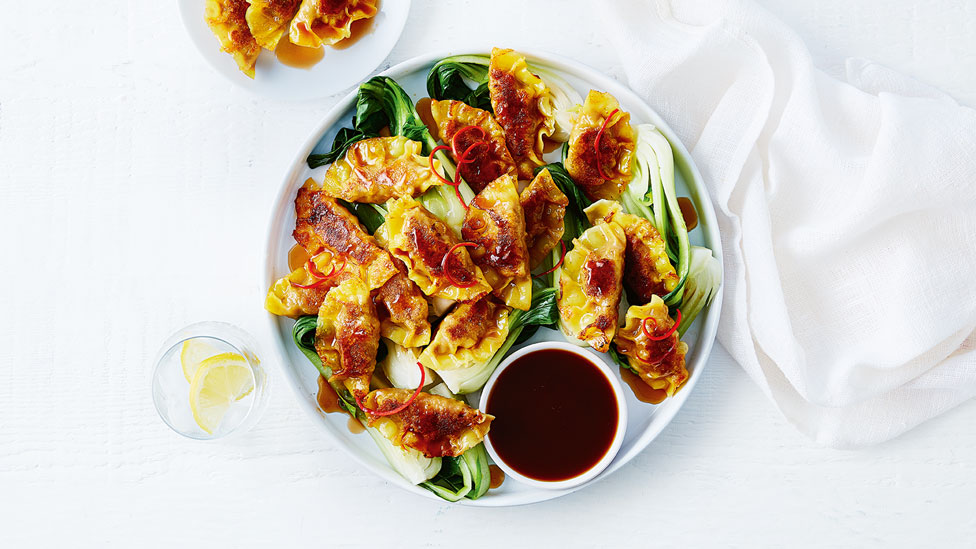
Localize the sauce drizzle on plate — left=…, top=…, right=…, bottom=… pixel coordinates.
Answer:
left=276, top=40, right=325, bottom=69
left=619, top=366, right=668, bottom=404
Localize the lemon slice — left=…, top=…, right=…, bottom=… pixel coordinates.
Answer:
left=181, top=339, right=222, bottom=382
left=189, top=353, right=255, bottom=434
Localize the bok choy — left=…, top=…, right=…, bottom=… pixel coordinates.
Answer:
left=676, top=246, right=722, bottom=337
left=417, top=386, right=492, bottom=500
left=426, top=55, right=493, bottom=112
left=422, top=443, right=491, bottom=501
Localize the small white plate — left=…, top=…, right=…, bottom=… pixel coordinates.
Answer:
left=177, top=0, right=411, bottom=100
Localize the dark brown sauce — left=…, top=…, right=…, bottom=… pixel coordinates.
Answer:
left=677, top=196, right=698, bottom=231
left=275, top=40, right=325, bottom=69
left=316, top=376, right=350, bottom=415
left=488, top=464, right=506, bottom=489
left=330, top=10, right=378, bottom=50
left=619, top=366, right=668, bottom=404
left=347, top=416, right=366, bottom=434
left=288, top=243, right=311, bottom=271
left=485, top=349, right=618, bottom=482
left=542, top=137, right=561, bottom=154
left=415, top=97, right=439, bottom=139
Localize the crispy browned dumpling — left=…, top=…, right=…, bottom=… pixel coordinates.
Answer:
left=317, top=136, right=444, bottom=203
left=315, top=278, right=381, bottom=399
left=205, top=0, right=261, bottom=78
left=461, top=174, right=531, bottom=310
left=557, top=223, right=626, bottom=352
left=615, top=297, right=689, bottom=397
left=585, top=200, right=678, bottom=303
left=488, top=48, right=555, bottom=179
left=264, top=251, right=350, bottom=317
left=566, top=91, right=637, bottom=201
left=418, top=297, right=510, bottom=371
left=293, top=180, right=399, bottom=290
left=373, top=270, right=431, bottom=348
left=379, top=197, right=492, bottom=302
left=290, top=0, right=378, bottom=47
left=429, top=99, right=517, bottom=193
left=363, top=390, right=493, bottom=457
left=520, top=168, right=568, bottom=270
left=246, top=0, right=301, bottom=50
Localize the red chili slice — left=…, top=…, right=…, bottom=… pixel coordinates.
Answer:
left=641, top=308, right=681, bottom=341
left=429, top=145, right=455, bottom=186
left=289, top=278, right=328, bottom=290
left=290, top=255, right=346, bottom=289
left=429, top=145, right=469, bottom=210
left=451, top=125, right=488, bottom=156
left=305, top=258, right=326, bottom=279
left=533, top=240, right=567, bottom=278
left=456, top=140, right=489, bottom=165
left=441, top=242, right=479, bottom=288
left=594, top=108, right=620, bottom=180
left=356, top=361, right=426, bottom=417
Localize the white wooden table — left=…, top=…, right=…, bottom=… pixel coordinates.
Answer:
left=2, top=1, right=974, bottom=546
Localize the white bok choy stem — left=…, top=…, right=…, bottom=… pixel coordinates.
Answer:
left=677, top=246, right=722, bottom=337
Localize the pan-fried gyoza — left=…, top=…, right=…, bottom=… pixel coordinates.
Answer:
left=557, top=223, right=626, bottom=352
left=316, top=136, right=445, bottom=203
left=380, top=196, right=492, bottom=302
left=293, top=181, right=399, bottom=290
left=461, top=174, right=531, bottom=310
left=419, top=297, right=509, bottom=372
left=429, top=99, right=516, bottom=193
left=566, top=91, right=637, bottom=201
left=290, top=0, right=378, bottom=47
left=488, top=48, right=554, bottom=179
left=520, top=168, right=568, bottom=270
left=315, top=277, right=381, bottom=400
left=585, top=200, right=678, bottom=304
left=362, top=390, right=492, bottom=457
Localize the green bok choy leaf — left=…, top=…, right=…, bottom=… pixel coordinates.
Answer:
left=426, top=55, right=493, bottom=112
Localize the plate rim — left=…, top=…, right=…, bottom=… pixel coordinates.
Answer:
left=261, top=48, right=724, bottom=506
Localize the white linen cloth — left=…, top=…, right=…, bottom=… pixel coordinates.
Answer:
left=601, top=0, right=976, bottom=447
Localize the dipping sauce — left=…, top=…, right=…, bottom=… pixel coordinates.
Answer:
left=485, top=349, right=618, bottom=482
left=619, top=366, right=668, bottom=404
left=488, top=464, right=506, bottom=489
left=275, top=40, right=325, bottom=69
left=677, top=196, right=698, bottom=231
left=288, top=243, right=311, bottom=271
left=316, top=376, right=348, bottom=415
left=415, top=97, right=438, bottom=138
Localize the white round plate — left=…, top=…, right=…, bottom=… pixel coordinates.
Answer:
left=262, top=50, right=724, bottom=505
left=178, top=0, right=411, bottom=100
